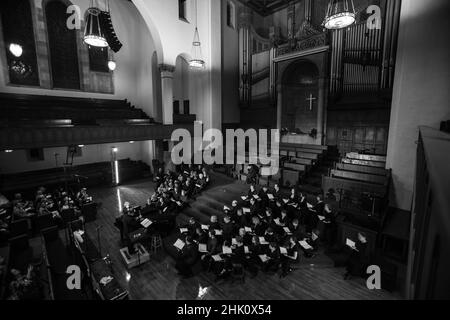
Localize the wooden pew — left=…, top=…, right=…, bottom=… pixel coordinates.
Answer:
left=296, top=152, right=318, bottom=161
left=342, top=158, right=386, bottom=168
left=322, top=176, right=388, bottom=199
left=284, top=162, right=307, bottom=173
left=346, top=152, right=387, bottom=163
left=336, top=163, right=390, bottom=177
left=280, top=143, right=328, bottom=151
left=291, top=157, right=313, bottom=166
left=330, top=169, right=389, bottom=186
left=295, top=148, right=324, bottom=155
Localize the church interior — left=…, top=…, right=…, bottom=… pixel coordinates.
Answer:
left=0, top=0, right=449, bottom=301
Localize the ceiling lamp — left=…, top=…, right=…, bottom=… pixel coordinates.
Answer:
left=189, top=0, right=205, bottom=69
left=323, top=0, right=356, bottom=30
left=108, top=51, right=116, bottom=71
left=9, top=43, right=23, bottom=58
left=84, top=2, right=108, bottom=48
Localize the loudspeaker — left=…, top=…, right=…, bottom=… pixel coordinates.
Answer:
left=100, top=11, right=123, bottom=53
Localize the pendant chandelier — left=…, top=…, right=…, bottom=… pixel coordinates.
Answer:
left=84, top=0, right=108, bottom=48
left=189, top=0, right=205, bottom=69
left=323, top=0, right=356, bottom=30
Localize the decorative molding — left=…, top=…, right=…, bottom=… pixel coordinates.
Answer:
left=158, top=64, right=176, bottom=73
left=275, top=33, right=329, bottom=59
left=273, top=45, right=329, bottom=63
left=0, top=124, right=194, bottom=150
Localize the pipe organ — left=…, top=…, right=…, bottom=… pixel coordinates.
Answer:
left=329, top=0, right=401, bottom=97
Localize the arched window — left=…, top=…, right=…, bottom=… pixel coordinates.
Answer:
left=226, top=1, right=236, bottom=29
left=45, top=0, right=80, bottom=89
left=1, top=0, right=40, bottom=86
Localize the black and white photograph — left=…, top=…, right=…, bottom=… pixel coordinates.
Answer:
left=0, top=0, right=449, bottom=308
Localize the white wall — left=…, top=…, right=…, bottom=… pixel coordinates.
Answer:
left=0, top=141, right=147, bottom=174
left=221, top=0, right=240, bottom=124
left=386, top=0, right=450, bottom=210
left=0, top=0, right=157, bottom=118
left=133, top=0, right=223, bottom=133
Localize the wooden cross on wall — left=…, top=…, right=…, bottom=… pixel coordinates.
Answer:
left=306, top=93, right=317, bottom=111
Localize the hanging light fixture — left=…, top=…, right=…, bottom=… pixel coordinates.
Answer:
left=189, top=0, right=205, bottom=69
left=323, top=0, right=356, bottom=30
left=9, top=43, right=23, bottom=58
left=84, top=0, right=108, bottom=48
left=107, top=50, right=116, bottom=71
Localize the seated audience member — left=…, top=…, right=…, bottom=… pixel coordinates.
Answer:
left=281, top=236, right=299, bottom=278
left=175, top=236, right=199, bottom=278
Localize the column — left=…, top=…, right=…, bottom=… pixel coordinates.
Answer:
left=159, top=64, right=175, bottom=125
left=316, top=78, right=326, bottom=144
left=276, top=84, right=283, bottom=130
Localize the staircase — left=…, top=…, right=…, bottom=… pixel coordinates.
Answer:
left=298, top=145, right=340, bottom=196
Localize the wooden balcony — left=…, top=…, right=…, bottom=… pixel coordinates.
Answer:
left=0, top=123, right=194, bottom=150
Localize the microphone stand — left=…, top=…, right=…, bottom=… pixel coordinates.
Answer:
left=96, top=226, right=102, bottom=258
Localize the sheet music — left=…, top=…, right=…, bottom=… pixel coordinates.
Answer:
left=214, top=229, right=223, bottom=236
left=174, top=239, right=185, bottom=250
left=283, top=227, right=291, bottom=234
left=283, top=199, right=289, bottom=204
left=232, top=238, right=238, bottom=245
left=267, top=194, right=274, bottom=200
left=244, top=226, right=252, bottom=233
left=244, top=246, right=250, bottom=254
left=212, top=255, right=223, bottom=262
left=280, top=247, right=288, bottom=255
left=317, top=215, right=326, bottom=221
left=259, top=254, right=269, bottom=262
left=274, top=218, right=281, bottom=225
left=259, top=237, right=269, bottom=245
left=299, top=240, right=312, bottom=250
left=222, top=246, right=232, bottom=254
left=253, top=195, right=260, bottom=200
left=241, top=196, right=248, bottom=201
left=307, top=203, right=313, bottom=209
left=311, top=232, right=318, bottom=241
left=201, top=224, right=209, bottom=230
left=242, top=208, right=251, bottom=214
left=179, top=228, right=188, bottom=234
left=198, top=243, right=208, bottom=253
left=346, top=238, right=356, bottom=249
left=140, top=219, right=153, bottom=228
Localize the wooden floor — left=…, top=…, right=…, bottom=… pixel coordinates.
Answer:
left=87, top=176, right=401, bottom=300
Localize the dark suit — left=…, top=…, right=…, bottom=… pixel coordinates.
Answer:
left=176, top=243, right=199, bottom=276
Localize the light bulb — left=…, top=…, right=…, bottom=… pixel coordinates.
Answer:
left=9, top=43, right=23, bottom=57
left=108, top=60, right=117, bottom=71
